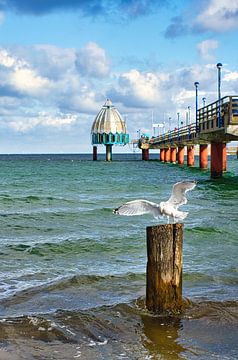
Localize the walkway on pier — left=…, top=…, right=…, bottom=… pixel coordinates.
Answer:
left=139, top=96, right=238, bottom=177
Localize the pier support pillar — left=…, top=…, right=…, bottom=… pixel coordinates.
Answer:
left=160, top=148, right=165, bottom=162
left=199, top=144, right=208, bottom=170
left=164, top=148, right=171, bottom=163
left=178, top=146, right=184, bottom=165
left=93, top=146, right=97, bottom=161
left=106, top=144, right=112, bottom=162
left=170, top=148, right=177, bottom=164
left=146, top=224, right=183, bottom=314
left=187, top=145, right=195, bottom=167
left=142, top=148, right=149, bottom=161
left=223, top=143, right=227, bottom=172
left=211, top=142, right=226, bottom=178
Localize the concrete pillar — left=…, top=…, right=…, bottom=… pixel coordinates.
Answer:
left=199, top=144, right=208, bottom=169
left=178, top=146, right=184, bottom=165
left=211, top=142, right=224, bottom=178
left=223, top=143, right=227, bottom=172
left=93, top=146, right=97, bottom=161
left=187, top=145, right=194, bottom=167
left=164, top=148, right=171, bottom=163
left=170, top=148, right=177, bottom=163
left=160, top=148, right=165, bottom=162
left=142, top=148, right=149, bottom=161
left=106, top=144, right=112, bottom=161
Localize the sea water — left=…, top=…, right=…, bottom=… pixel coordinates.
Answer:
left=0, top=153, right=237, bottom=359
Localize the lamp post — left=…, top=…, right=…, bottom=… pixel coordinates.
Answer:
left=177, top=112, right=180, bottom=137
left=217, top=62, right=222, bottom=127
left=194, top=81, right=199, bottom=132
left=202, top=97, right=206, bottom=107
left=168, top=117, right=171, bottom=131
left=188, top=106, right=191, bottom=125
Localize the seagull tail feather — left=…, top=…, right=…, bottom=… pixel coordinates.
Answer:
left=176, top=211, right=188, bottom=220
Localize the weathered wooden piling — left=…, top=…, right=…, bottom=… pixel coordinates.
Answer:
left=146, top=223, right=183, bottom=314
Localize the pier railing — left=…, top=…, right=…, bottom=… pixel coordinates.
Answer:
left=145, top=96, right=238, bottom=147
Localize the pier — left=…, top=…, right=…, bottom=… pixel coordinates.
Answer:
left=139, top=96, right=238, bottom=177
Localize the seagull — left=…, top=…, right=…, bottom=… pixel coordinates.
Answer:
left=113, top=181, right=196, bottom=223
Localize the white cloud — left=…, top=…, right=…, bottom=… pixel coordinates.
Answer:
left=76, top=42, right=110, bottom=78
left=195, top=0, right=238, bottom=32
left=223, top=71, right=238, bottom=81
left=197, top=39, right=219, bottom=61
left=112, top=69, right=162, bottom=107
left=0, top=48, right=51, bottom=96
left=9, top=68, right=50, bottom=95
left=8, top=111, right=79, bottom=132
left=0, top=48, right=26, bottom=68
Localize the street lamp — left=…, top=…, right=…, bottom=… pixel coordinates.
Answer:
left=188, top=106, right=191, bottom=125
left=168, top=117, right=171, bottom=131
left=202, top=97, right=206, bottom=107
left=177, top=112, right=180, bottom=136
left=217, top=62, right=222, bottom=127
left=194, top=81, right=199, bottom=132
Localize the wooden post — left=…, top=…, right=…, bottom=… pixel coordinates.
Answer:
left=146, top=224, right=183, bottom=314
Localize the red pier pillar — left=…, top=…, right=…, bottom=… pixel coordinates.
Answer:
left=187, top=145, right=194, bottom=167
left=178, top=146, right=184, bottom=165
left=223, top=143, right=227, bottom=172
left=199, top=144, right=208, bottom=169
left=211, top=142, right=226, bottom=178
left=142, top=148, right=149, bottom=161
left=170, top=148, right=177, bottom=163
left=160, top=148, right=165, bottom=162
left=93, top=146, right=97, bottom=161
left=164, top=148, right=171, bottom=163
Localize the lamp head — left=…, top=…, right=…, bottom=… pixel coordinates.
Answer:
left=216, top=62, right=222, bottom=69
left=194, top=81, right=199, bottom=87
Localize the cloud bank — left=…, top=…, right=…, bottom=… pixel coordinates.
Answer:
left=0, top=0, right=167, bottom=19
left=0, top=42, right=237, bottom=141
left=165, top=0, right=238, bottom=37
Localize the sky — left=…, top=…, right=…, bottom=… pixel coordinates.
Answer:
left=0, top=0, right=237, bottom=153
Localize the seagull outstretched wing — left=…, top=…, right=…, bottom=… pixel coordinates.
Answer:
left=166, top=181, right=196, bottom=209
left=113, top=199, right=161, bottom=218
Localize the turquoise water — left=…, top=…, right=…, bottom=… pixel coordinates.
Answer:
left=0, top=154, right=237, bottom=359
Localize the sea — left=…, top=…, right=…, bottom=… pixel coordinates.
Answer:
left=0, top=153, right=237, bottom=360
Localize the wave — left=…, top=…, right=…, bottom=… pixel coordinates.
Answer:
left=184, top=271, right=238, bottom=285
left=0, top=272, right=146, bottom=306
left=186, top=226, right=225, bottom=234
left=5, top=234, right=139, bottom=256
left=0, top=194, right=77, bottom=204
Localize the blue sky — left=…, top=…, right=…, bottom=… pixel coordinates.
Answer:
left=0, top=0, right=237, bottom=153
